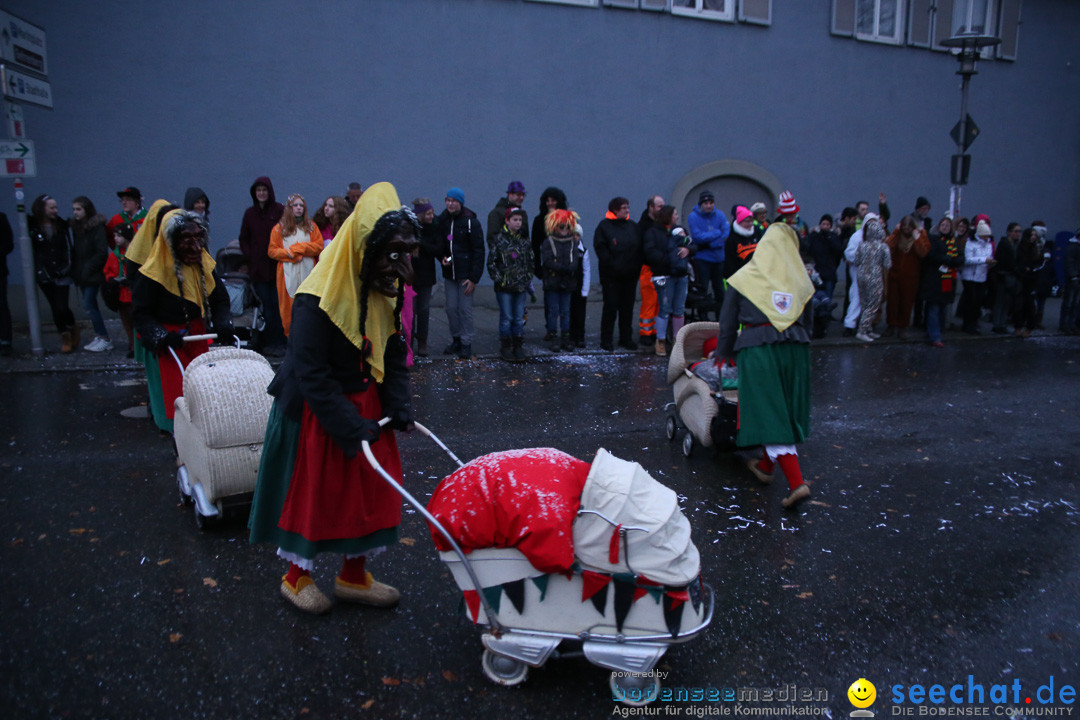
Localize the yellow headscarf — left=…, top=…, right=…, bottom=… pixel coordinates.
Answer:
left=125, top=199, right=173, bottom=267
left=138, top=209, right=218, bottom=308
left=727, top=223, right=814, bottom=332
left=296, top=182, right=402, bottom=383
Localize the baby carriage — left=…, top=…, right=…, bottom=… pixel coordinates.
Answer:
left=363, top=430, right=713, bottom=706
left=664, top=322, right=738, bottom=457
left=215, top=240, right=265, bottom=352
left=172, top=338, right=275, bottom=529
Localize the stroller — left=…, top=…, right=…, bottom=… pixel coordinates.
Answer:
left=664, top=322, right=738, bottom=458
left=172, top=339, right=275, bottom=529
left=683, top=265, right=722, bottom=323
left=364, top=431, right=713, bottom=706
left=215, top=240, right=265, bottom=352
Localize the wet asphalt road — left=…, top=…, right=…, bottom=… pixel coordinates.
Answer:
left=1, top=335, right=1078, bottom=720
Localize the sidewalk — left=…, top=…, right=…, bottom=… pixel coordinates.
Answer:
left=0, top=282, right=1069, bottom=374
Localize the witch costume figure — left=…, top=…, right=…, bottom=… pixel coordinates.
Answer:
left=248, top=182, right=419, bottom=615
left=716, top=221, right=815, bottom=509
left=131, top=209, right=234, bottom=434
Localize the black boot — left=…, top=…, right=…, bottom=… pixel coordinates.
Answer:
left=499, top=337, right=514, bottom=361
left=560, top=333, right=572, bottom=351
left=443, top=337, right=461, bottom=355
left=512, top=336, right=526, bottom=361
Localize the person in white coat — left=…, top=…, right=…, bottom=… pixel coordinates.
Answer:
left=842, top=212, right=880, bottom=335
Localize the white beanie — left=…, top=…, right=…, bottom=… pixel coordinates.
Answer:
left=976, top=220, right=992, bottom=238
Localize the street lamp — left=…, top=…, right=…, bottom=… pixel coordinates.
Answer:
left=940, top=0, right=1000, bottom=218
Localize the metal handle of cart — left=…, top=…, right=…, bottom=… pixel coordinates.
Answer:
left=575, top=509, right=650, bottom=577
left=167, top=333, right=239, bottom=375
left=361, top=419, right=508, bottom=635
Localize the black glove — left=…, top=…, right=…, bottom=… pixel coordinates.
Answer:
left=385, top=408, right=413, bottom=432
left=215, top=329, right=236, bottom=347
left=160, top=331, right=185, bottom=351
left=358, top=418, right=381, bottom=445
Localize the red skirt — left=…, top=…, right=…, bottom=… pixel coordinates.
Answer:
left=156, top=319, right=209, bottom=420
left=277, top=386, right=403, bottom=542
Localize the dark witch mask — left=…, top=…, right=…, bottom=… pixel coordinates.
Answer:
left=365, top=208, right=421, bottom=297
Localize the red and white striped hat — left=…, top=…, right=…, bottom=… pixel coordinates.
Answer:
left=777, top=190, right=799, bottom=215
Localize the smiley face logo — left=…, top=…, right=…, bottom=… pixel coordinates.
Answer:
left=848, top=678, right=876, bottom=709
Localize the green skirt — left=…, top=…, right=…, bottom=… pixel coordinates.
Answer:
left=248, top=401, right=397, bottom=560
left=136, top=340, right=171, bottom=434
left=735, top=342, right=811, bottom=447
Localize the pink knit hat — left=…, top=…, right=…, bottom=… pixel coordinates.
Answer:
left=735, top=205, right=753, bottom=224
left=777, top=191, right=799, bottom=215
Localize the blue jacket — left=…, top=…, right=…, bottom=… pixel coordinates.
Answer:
left=687, top=205, right=730, bottom=265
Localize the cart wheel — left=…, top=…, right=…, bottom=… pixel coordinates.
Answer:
left=681, top=431, right=694, bottom=457
left=610, top=671, right=661, bottom=706
left=177, top=467, right=193, bottom=506
left=665, top=415, right=677, bottom=441
left=193, top=503, right=210, bottom=531
left=481, top=649, right=529, bottom=687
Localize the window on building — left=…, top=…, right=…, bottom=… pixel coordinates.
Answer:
left=738, top=0, right=771, bottom=25
left=855, top=0, right=904, bottom=44
left=602, top=0, right=639, bottom=7
left=525, top=0, right=599, bottom=7
left=639, top=0, right=670, bottom=10
left=671, top=0, right=735, bottom=22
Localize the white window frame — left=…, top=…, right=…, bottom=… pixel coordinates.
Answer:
left=855, top=0, right=906, bottom=45
left=639, top=0, right=671, bottom=10
left=602, top=0, right=639, bottom=7
left=670, top=0, right=736, bottom=23
left=525, top=0, right=599, bottom=7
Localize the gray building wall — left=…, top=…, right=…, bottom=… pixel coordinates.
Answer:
left=3, top=0, right=1079, bottom=301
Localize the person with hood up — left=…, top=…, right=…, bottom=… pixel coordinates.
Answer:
left=853, top=217, right=891, bottom=342
left=593, top=196, right=642, bottom=352
left=437, top=187, right=484, bottom=359
left=958, top=218, right=994, bottom=334
left=842, top=211, right=881, bottom=336
left=687, top=190, right=730, bottom=316
left=132, top=209, right=234, bottom=433
left=238, top=176, right=285, bottom=353
left=268, top=193, right=324, bottom=337
left=248, top=182, right=418, bottom=615
left=183, top=187, right=210, bottom=225
left=716, top=220, right=815, bottom=509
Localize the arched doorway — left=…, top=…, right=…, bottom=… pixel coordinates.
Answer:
left=672, top=159, right=784, bottom=226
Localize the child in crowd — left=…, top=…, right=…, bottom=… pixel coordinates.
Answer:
left=540, top=209, right=581, bottom=351
left=853, top=218, right=891, bottom=342
left=104, top=222, right=136, bottom=357
left=487, top=207, right=533, bottom=361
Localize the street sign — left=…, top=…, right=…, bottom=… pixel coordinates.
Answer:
left=0, top=64, right=50, bottom=108
left=951, top=154, right=971, bottom=185
left=5, top=100, right=24, bottom=138
left=949, top=114, right=980, bottom=152
left=0, top=138, right=35, bottom=177
left=0, top=10, right=47, bottom=76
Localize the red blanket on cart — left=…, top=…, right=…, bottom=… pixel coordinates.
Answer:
left=426, top=448, right=590, bottom=575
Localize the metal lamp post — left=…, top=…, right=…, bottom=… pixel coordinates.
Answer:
left=941, top=1, right=1000, bottom=218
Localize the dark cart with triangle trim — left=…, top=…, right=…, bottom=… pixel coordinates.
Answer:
left=362, top=421, right=715, bottom=706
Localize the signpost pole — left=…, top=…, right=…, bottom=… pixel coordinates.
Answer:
left=13, top=177, right=43, bottom=355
